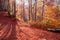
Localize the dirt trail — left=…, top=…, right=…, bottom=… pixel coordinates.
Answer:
left=0, top=16, right=60, bottom=40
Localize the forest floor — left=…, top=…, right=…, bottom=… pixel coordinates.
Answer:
left=0, top=12, right=60, bottom=40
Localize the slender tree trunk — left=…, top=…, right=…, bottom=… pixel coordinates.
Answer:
left=29, top=0, right=32, bottom=21
left=13, top=0, right=16, bottom=17
left=35, top=0, right=37, bottom=21
left=28, top=0, right=30, bottom=21
left=8, top=0, right=16, bottom=17
left=41, top=0, right=45, bottom=20
left=8, top=0, right=11, bottom=16
left=22, top=0, right=27, bottom=22
left=0, top=0, right=2, bottom=9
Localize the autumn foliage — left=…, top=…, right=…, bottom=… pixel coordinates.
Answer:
left=29, top=3, right=60, bottom=29
left=1, top=0, right=60, bottom=29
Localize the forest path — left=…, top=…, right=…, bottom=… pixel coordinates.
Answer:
left=0, top=16, right=60, bottom=40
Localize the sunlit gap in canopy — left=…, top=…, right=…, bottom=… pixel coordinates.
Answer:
left=16, top=0, right=23, bottom=5
left=16, top=0, right=29, bottom=7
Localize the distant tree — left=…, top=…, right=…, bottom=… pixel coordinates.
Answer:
left=8, top=0, right=16, bottom=17
left=8, top=0, right=11, bottom=16
left=34, top=0, right=37, bottom=21
left=22, top=0, right=27, bottom=22
left=28, top=0, right=32, bottom=21
left=0, top=0, right=2, bottom=10
left=13, top=0, right=16, bottom=17
left=32, top=0, right=37, bottom=21
left=41, top=0, right=45, bottom=20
